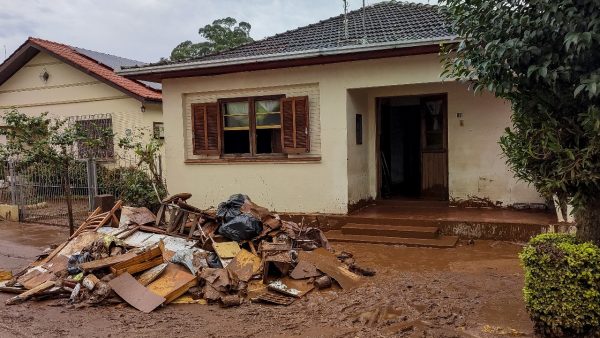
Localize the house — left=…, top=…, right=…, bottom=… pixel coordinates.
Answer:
left=0, top=38, right=163, bottom=159
left=120, top=2, right=543, bottom=214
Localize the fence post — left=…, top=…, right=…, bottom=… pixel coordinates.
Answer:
left=86, top=158, right=97, bottom=211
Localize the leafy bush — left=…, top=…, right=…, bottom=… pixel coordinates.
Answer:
left=98, top=166, right=166, bottom=211
left=520, top=233, right=600, bottom=337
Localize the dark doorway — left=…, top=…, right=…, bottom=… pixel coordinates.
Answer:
left=378, top=94, right=449, bottom=200
left=379, top=99, right=422, bottom=198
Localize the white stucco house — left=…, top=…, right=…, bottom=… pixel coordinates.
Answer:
left=119, top=2, right=543, bottom=214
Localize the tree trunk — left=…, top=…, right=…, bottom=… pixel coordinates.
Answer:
left=62, top=164, right=74, bottom=236
left=575, top=199, right=600, bottom=245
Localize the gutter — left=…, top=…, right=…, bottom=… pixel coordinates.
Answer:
left=118, top=36, right=458, bottom=76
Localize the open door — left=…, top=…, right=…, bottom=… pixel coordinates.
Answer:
left=420, top=95, right=448, bottom=200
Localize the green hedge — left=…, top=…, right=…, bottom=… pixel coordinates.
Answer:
left=520, top=233, right=600, bottom=337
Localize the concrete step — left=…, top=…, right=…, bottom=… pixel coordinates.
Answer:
left=325, top=230, right=459, bottom=248
left=328, top=216, right=443, bottom=228
left=341, top=223, right=439, bottom=239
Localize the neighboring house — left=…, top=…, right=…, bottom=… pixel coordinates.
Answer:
left=120, top=2, right=543, bottom=213
left=0, top=37, right=163, bottom=159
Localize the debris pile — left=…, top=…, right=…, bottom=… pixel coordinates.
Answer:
left=0, top=194, right=374, bottom=312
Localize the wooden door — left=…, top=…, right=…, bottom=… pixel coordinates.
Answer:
left=420, top=95, right=448, bottom=200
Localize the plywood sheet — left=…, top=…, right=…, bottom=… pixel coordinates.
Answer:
left=147, top=263, right=197, bottom=304
left=108, top=272, right=166, bottom=313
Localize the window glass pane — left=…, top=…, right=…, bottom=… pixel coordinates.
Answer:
left=223, top=101, right=249, bottom=129
left=255, top=100, right=280, bottom=113
left=256, top=113, right=281, bottom=127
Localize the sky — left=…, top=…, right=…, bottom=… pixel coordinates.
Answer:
left=0, top=0, right=436, bottom=63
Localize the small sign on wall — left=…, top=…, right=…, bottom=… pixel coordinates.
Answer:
left=356, top=114, right=363, bottom=145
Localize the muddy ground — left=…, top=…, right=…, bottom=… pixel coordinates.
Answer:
left=0, top=221, right=533, bottom=337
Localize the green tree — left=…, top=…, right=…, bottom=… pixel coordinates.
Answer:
left=170, top=17, right=253, bottom=61
left=0, top=110, right=110, bottom=235
left=440, top=0, right=600, bottom=243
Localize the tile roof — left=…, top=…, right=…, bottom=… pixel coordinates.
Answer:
left=178, top=1, right=452, bottom=64
left=27, top=38, right=161, bottom=101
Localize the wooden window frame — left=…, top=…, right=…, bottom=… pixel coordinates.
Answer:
left=219, top=94, right=285, bottom=158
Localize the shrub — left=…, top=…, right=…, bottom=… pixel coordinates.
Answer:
left=98, top=166, right=166, bottom=211
left=520, top=233, right=600, bottom=337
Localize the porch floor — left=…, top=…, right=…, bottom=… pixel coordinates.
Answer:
left=325, top=200, right=555, bottom=243
left=350, top=200, right=554, bottom=226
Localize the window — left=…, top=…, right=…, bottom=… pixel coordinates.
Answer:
left=153, top=122, right=164, bottom=139
left=191, top=95, right=310, bottom=158
left=73, top=116, right=114, bottom=160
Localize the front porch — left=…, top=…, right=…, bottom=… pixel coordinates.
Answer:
left=325, top=200, right=555, bottom=247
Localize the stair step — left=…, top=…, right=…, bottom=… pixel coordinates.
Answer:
left=325, top=230, right=458, bottom=248
left=341, top=223, right=439, bottom=239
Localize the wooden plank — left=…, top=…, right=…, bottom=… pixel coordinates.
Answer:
left=112, top=256, right=164, bottom=276
left=80, top=252, right=137, bottom=271
left=110, top=246, right=162, bottom=275
left=5, top=280, right=56, bottom=305
left=298, top=248, right=362, bottom=290
left=108, top=272, right=166, bottom=313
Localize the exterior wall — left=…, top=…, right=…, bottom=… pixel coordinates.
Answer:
left=346, top=82, right=543, bottom=207
left=0, top=52, right=163, bottom=154
left=162, top=53, right=542, bottom=214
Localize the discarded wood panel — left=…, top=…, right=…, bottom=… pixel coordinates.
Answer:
left=113, top=256, right=164, bottom=276
left=37, top=241, right=69, bottom=266
left=17, top=268, right=56, bottom=290
left=226, top=249, right=261, bottom=282
left=289, top=260, right=321, bottom=280
left=256, top=291, right=295, bottom=305
left=120, top=206, right=156, bottom=227
left=0, top=270, right=13, bottom=282
left=111, top=246, right=162, bottom=275
left=108, top=272, right=166, bottom=313
left=213, top=242, right=241, bottom=259
left=139, top=225, right=166, bottom=234
left=80, top=252, right=137, bottom=271
left=6, top=280, right=56, bottom=305
left=42, top=255, right=69, bottom=274
left=298, top=248, right=363, bottom=290
left=137, top=263, right=168, bottom=286
left=147, top=263, right=198, bottom=304
left=171, top=295, right=207, bottom=304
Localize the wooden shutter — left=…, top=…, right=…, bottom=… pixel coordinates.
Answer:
left=192, top=102, right=220, bottom=155
left=280, top=96, right=310, bottom=154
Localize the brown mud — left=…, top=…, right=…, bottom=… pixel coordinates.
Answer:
left=0, top=222, right=533, bottom=337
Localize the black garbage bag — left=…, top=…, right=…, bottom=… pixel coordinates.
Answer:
left=216, top=193, right=247, bottom=222
left=218, top=214, right=263, bottom=241
left=217, top=194, right=263, bottom=241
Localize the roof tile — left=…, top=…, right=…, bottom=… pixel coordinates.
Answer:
left=29, top=38, right=162, bottom=101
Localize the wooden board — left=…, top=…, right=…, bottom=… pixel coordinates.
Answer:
left=298, top=248, right=362, bottom=290
left=226, top=249, right=261, bottom=282
left=80, top=252, right=137, bottom=271
left=108, top=272, right=166, bottom=313
left=111, top=246, right=162, bottom=275
left=147, top=263, right=198, bottom=304
left=213, top=242, right=241, bottom=259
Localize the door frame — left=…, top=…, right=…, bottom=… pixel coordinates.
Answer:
left=375, top=93, right=449, bottom=200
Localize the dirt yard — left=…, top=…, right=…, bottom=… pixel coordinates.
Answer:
left=0, top=221, right=533, bottom=337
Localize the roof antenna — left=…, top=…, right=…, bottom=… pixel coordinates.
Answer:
left=343, top=0, right=349, bottom=41
left=361, top=0, right=368, bottom=44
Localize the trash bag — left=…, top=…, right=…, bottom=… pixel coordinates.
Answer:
left=216, top=194, right=263, bottom=241
left=216, top=194, right=247, bottom=222
left=218, top=214, right=262, bottom=241
left=67, top=252, right=91, bottom=275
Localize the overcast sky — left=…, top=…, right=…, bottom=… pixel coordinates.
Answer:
left=0, top=0, right=436, bottom=63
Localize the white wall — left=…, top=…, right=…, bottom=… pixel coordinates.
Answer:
left=162, top=53, right=542, bottom=214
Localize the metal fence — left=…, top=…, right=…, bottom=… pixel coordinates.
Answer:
left=0, top=153, right=163, bottom=227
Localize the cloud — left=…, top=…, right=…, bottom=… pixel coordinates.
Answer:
left=0, top=0, right=436, bottom=62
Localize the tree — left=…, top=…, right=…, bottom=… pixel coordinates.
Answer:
left=170, top=17, right=253, bottom=61
left=440, top=0, right=600, bottom=242
left=0, top=110, right=109, bottom=235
